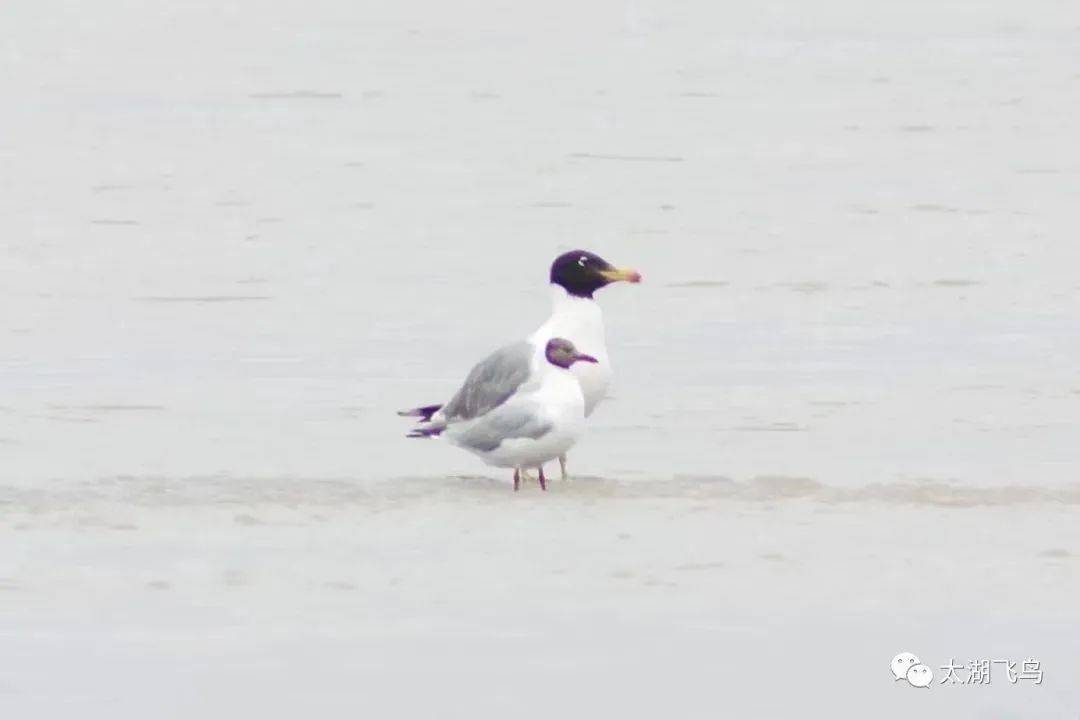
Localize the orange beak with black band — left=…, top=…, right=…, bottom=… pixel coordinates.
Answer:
left=599, top=267, right=643, bottom=284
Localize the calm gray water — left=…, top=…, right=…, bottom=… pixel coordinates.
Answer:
left=2, top=0, right=1078, bottom=488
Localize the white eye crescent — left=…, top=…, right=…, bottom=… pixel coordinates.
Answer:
left=578, top=256, right=587, bottom=267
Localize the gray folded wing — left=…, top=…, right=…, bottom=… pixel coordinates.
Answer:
left=454, top=399, right=554, bottom=453
left=441, top=341, right=534, bottom=421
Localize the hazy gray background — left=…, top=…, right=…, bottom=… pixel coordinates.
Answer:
left=3, top=0, right=1078, bottom=486
left=2, top=1, right=1079, bottom=717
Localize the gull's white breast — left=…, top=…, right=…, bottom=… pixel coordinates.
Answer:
left=529, top=286, right=611, bottom=417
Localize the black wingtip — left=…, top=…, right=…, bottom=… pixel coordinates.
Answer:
left=407, top=425, right=444, bottom=439
left=398, top=404, right=442, bottom=422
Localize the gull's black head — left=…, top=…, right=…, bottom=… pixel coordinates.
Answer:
left=544, top=337, right=598, bottom=369
left=549, top=250, right=642, bottom=299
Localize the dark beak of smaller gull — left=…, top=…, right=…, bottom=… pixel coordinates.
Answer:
left=599, top=267, right=642, bottom=284
left=574, top=352, right=599, bottom=365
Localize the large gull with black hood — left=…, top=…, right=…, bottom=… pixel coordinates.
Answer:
left=529, top=250, right=641, bottom=478
left=399, top=249, right=640, bottom=482
left=402, top=338, right=598, bottom=491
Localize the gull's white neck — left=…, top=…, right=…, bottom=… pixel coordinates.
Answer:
left=531, top=284, right=607, bottom=360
